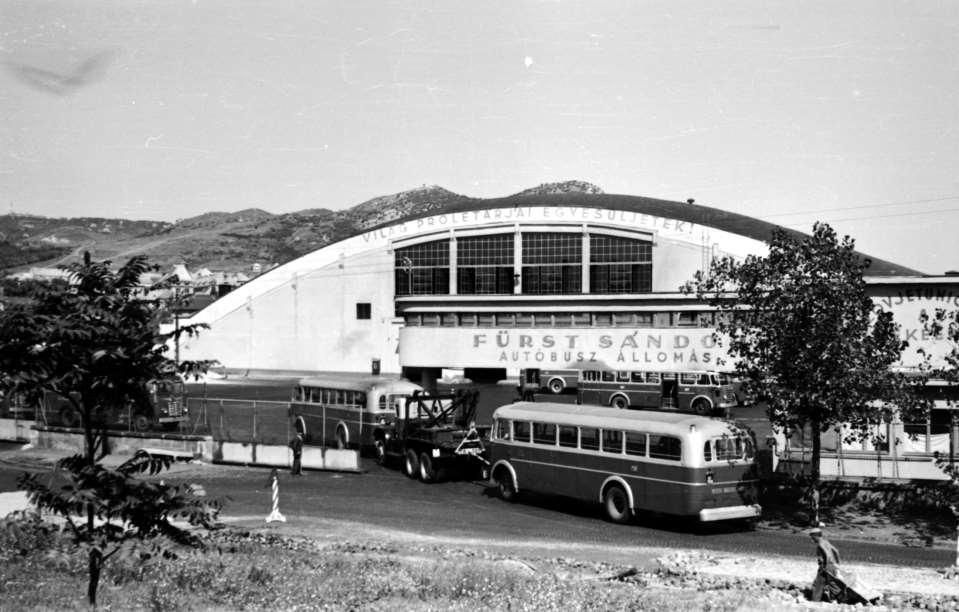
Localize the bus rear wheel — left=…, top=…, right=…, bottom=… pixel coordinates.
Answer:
left=418, top=452, right=437, bottom=483
left=603, top=484, right=632, bottom=524
left=547, top=378, right=565, bottom=394
left=57, top=406, right=79, bottom=428
left=610, top=395, right=629, bottom=410
left=132, top=414, right=151, bottom=432
left=403, top=449, right=419, bottom=479
left=495, top=470, right=517, bottom=502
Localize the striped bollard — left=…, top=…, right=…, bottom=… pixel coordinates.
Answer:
left=265, top=468, right=286, bottom=523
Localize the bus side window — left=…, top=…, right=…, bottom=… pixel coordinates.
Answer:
left=378, top=395, right=387, bottom=411
left=558, top=425, right=577, bottom=448
left=703, top=441, right=712, bottom=462
left=646, top=372, right=661, bottom=384
left=601, top=371, right=615, bottom=382
left=681, top=373, right=698, bottom=385
left=630, top=372, right=645, bottom=383
left=649, top=435, right=681, bottom=461
left=601, top=429, right=623, bottom=453
left=625, top=432, right=646, bottom=456
left=514, top=421, right=531, bottom=443
left=532, top=422, right=557, bottom=445
left=356, top=391, right=366, bottom=407
left=616, top=371, right=630, bottom=382
left=580, top=427, right=600, bottom=451
left=697, top=373, right=711, bottom=385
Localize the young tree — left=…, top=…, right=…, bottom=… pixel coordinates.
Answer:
left=0, top=253, right=219, bottom=605
left=686, top=222, right=926, bottom=481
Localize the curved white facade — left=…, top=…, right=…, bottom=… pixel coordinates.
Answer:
left=179, top=202, right=767, bottom=374
left=178, top=199, right=954, bottom=376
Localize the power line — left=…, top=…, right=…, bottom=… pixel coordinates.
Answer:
left=761, top=195, right=959, bottom=218
left=779, top=205, right=959, bottom=229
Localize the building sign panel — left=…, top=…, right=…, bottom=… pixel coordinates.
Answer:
left=399, top=327, right=733, bottom=371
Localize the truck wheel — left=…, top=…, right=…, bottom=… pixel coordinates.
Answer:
left=603, top=484, right=632, bottom=524
left=418, top=452, right=437, bottom=483
left=548, top=378, right=565, bottom=394
left=403, top=449, right=419, bottom=479
left=374, top=439, right=387, bottom=466
left=496, top=470, right=517, bottom=502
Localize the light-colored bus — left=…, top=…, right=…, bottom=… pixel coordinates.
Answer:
left=290, top=374, right=423, bottom=450
left=578, top=370, right=739, bottom=416
left=488, top=402, right=760, bottom=523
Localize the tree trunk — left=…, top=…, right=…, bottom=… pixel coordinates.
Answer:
left=87, top=548, right=102, bottom=606
left=811, top=416, right=821, bottom=482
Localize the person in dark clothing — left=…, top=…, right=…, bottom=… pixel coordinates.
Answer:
left=289, top=432, right=303, bottom=475
left=809, top=527, right=841, bottom=601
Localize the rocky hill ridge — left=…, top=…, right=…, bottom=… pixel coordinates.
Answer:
left=1, top=181, right=603, bottom=274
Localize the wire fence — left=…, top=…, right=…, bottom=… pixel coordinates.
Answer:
left=185, top=398, right=292, bottom=445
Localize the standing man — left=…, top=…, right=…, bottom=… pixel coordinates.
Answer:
left=289, top=431, right=303, bottom=476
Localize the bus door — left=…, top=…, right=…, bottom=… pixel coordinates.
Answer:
left=661, top=373, right=679, bottom=409
left=631, top=372, right=659, bottom=409
left=676, top=373, right=703, bottom=411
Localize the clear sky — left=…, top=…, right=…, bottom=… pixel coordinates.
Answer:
left=2, top=1, right=957, bottom=274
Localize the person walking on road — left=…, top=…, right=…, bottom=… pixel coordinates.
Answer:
left=809, top=527, right=840, bottom=601
left=289, top=432, right=303, bottom=476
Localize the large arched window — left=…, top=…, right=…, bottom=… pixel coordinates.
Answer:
left=395, top=240, right=450, bottom=296
left=521, top=233, right=582, bottom=294
left=457, top=234, right=514, bottom=295
left=589, top=234, right=652, bottom=293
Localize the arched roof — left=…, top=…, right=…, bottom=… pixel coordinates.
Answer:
left=363, top=192, right=920, bottom=277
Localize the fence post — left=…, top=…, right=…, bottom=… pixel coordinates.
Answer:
left=252, top=400, right=258, bottom=443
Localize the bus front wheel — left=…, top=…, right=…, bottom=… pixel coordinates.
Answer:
left=496, top=470, right=518, bottom=502
left=603, top=485, right=632, bottom=524
left=403, top=449, right=419, bottom=479
left=692, top=399, right=711, bottom=416
left=547, top=378, right=565, bottom=394
left=610, top=395, right=629, bottom=410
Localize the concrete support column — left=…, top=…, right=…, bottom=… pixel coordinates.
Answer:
left=513, top=226, right=522, bottom=295
left=581, top=225, right=590, bottom=294
left=419, top=368, right=440, bottom=394
left=449, top=234, right=457, bottom=295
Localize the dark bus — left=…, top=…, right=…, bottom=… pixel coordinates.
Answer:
left=488, top=402, right=760, bottom=524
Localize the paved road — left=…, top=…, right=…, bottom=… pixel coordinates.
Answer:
left=0, top=446, right=949, bottom=569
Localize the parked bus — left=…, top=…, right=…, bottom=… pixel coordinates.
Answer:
left=519, top=368, right=579, bottom=395
left=577, top=369, right=739, bottom=416
left=289, top=374, right=423, bottom=450
left=488, top=402, right=760, bottom=524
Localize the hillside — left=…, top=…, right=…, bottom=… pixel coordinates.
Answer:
left=0, top=182, right=605, bottom=274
